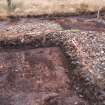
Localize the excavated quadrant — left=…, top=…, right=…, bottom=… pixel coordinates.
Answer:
left=0, top=47, right=69, bottom=105
left=0, top=47, right=87, bottom=105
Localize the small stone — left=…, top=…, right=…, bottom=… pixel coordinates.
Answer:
left=74, top=101, right=78, bottom=105
left=101, top=50, right=104, bottom=54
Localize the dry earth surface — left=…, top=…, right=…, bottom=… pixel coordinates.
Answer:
left=0, top=15, right=105, bottom=105
left=0, top=47, right=88, bottom=105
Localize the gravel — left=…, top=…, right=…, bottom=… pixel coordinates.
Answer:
left=0, top=17, right=105, bottom=105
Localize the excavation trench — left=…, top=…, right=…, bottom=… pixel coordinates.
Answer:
left=0, top=47, right=88, bottom=105
left=0, top=15, right=105, bottom=105
left=0, top=29, right=104, bottom=105
left=0, top=41, right=88, bottom=105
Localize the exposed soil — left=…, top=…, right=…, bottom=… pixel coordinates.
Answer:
left=0, top=14, right=105, bottom=105
left=1, top=14, right=105, bottom=36
left=0, top=47, right=88, bottom=105
left=54, top=17, right=105, bottom=32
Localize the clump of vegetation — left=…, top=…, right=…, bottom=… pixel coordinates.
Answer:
left=76, top=3, right=89, bottom=13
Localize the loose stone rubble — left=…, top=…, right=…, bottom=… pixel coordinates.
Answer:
left=0, top=17, right=105, bottom=105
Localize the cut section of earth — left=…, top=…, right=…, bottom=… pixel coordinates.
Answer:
left=0, top=15, right=105, bottom=105
left=0, top=47, right=88, bottom=105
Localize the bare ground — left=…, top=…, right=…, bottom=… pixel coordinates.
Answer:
left=0, top=15, right=105, bottom=105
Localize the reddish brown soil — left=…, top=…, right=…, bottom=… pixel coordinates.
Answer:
left=0, top=47, right=88, bottom=105
left=0, top=14, right=105, bottom=105
left=52, top=17, right=105, bottom=32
